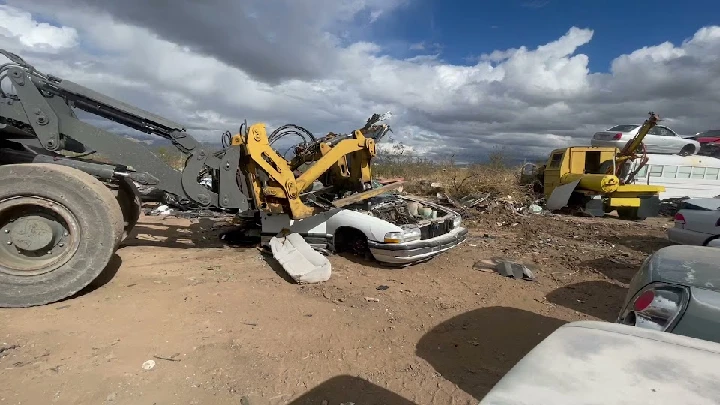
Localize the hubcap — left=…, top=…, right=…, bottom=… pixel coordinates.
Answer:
left=0, top=196, right=80, bottom=276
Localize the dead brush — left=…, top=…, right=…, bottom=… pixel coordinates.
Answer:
left=379, top=161, right=533, bottom=204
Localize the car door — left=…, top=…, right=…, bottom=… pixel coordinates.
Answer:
left=654, top=126, right=681, bottom=153
left=644, top=126, right=663, bottom=152
left=661, top=126, right=685, bottom=152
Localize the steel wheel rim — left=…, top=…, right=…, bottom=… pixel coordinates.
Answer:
left=0, top=196, right=80, bottom=276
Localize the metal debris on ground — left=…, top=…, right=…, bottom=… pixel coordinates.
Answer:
left=457, top=194, right=491, bottom=209
left=0, top=344, right=19, bottom=358
left=153, top=353, right=182, bottom=362
left=141, top=359, right=156, bottom=370
left=435, top=189, right=545, bottom=219
left=473, top=259, right=535, bottom=281
left=144, top=203, right=234, bottom=219
left=525, top=203, right=544, bottom=214
left=148, top=204, right=173, bottom=216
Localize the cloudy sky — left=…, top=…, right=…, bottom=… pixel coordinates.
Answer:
left=1, top=0, right=719, bottom=162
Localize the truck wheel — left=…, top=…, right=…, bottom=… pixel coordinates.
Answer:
left=108, top=178, right=142, bottom=241
left=0, top=163, right=124, bottom=307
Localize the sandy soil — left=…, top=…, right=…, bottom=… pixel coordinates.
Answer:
left=0, top=210, right=674, bottom=405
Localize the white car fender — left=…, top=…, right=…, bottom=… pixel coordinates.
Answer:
left=324, top=209, right=402, bottom=242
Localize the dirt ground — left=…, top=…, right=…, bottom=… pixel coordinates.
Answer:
left=0, top=209, right=674, bottom=405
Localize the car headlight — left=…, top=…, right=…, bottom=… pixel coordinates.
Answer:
left=384, top=227, right=421, bottom=243
left=453, top=215, right=462, bottom=228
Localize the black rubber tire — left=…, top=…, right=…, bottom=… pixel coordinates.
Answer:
left=334, top=227, right=373, bottom=260
left=0, top=163, right=124, bottom=308
left=679, top=144, right=695, bottom=156
left=109, top=178, right=142, bottom=241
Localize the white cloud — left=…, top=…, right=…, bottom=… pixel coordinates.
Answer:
left=0, top=5, right=77, bottom=51
left=1, top=2, right=719, bottom=163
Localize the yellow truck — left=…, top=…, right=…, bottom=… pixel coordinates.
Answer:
left=526, top=113, right=666, bottom=220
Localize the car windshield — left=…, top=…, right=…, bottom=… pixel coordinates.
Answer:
left=608, top=125, right=639, bottom=132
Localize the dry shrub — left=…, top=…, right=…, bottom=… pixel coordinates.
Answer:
left=397, top=164, right=530, bottom=201
left=374, top=149, right=534, bottom=203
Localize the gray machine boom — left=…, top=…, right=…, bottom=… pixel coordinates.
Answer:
left=0, top=49, right=249, bottom=211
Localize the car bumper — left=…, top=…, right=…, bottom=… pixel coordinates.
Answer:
left=368, top=226, right=468, bottom=265
left=667, top=227, right=713, bottom=246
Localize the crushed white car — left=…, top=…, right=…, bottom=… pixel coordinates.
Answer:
left=260, top=194, right=467, bottom=265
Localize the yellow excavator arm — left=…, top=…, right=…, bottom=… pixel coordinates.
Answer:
left=231, top=119, right=391, bottom=220
left=611, top=111, right=660, bottom=180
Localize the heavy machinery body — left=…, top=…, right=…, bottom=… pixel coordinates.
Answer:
left=0, top=49, right=393, bottom=307
left=526, top=113, right=667, bottom=220
left=541, top=146, right=665, bottom=219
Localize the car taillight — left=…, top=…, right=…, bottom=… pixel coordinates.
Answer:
left=618, top=283, right=689, bottom=332
left=674, top=213, right=685, bottom=227
left=612, top=133, right=623, bottom=140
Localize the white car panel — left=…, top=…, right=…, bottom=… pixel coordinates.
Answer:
left=667, top=227, right=714, bottom=246
left=667, top=199, right=720, bottom=247
left=261, top=208, right=399, bottom=243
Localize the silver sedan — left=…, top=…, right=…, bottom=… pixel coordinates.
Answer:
left=591, top=124, right=700, bottom=156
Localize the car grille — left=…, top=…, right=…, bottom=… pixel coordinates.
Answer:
left=420, top=218, right=453, bottom=240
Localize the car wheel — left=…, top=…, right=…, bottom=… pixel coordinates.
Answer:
left=334, top=227, right=373, bottom=260
left=704, top=236, right=720, bottom=248
left=679, top=144, right=695, bottom=156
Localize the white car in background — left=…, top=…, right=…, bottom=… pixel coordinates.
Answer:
left=667, top=198, right=720, bottom=247
left=591, top=124, right=700, bottom=156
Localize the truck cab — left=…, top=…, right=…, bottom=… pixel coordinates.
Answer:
left=541, top=146, right=665, bottom=220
